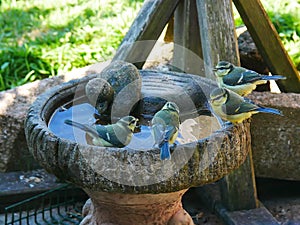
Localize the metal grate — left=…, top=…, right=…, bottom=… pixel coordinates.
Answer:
left=4, top=184, right=86, bottom=225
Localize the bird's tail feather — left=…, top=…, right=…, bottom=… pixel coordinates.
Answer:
left=257, top=107, right=283, bottom=116
left=160, top=141, right=171, bottom=160
left=64, top=119, right=99, bottom=136
left=261, top=75, right=286, bottom=80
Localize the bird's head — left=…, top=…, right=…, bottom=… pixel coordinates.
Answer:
left=118, top=116, right=139, bottom=132
left=210, top=88, right=228, bottom=106
left=162, top=102, right=180, bottom=114
left=213, top=61, right=234, bottom=77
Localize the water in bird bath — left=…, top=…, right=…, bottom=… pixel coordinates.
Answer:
left=48, top=102, right=221, bottom=150
left=48, top=102, right=97, bottom=144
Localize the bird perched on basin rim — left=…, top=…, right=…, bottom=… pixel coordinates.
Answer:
left=151, top=102, right=180, bottom=160
left=209, top=87, right=282, bottom=124
left=213, top=61, right=286, bottom=96
left=64, top=116, right=139, bottom=147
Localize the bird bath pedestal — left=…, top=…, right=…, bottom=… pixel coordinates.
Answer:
left=25, top=70, right=251, bottom=225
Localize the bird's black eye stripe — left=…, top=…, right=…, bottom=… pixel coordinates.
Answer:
left=129, top=119, right=137, bottom=125
left=213, top=94, right=224, bottom=101
left=217, top=66, right=229, bottom=70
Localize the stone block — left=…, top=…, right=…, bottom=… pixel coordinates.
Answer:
left=250, top=91, right=300, bottom=180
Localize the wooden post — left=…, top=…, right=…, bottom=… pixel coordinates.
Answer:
left=196, top=0, right=258, bottom=211
left=196, top=0, right=239, bottom=80
left=113, top=0, right=269, bottom=212
left=173, top=0, right=204, bottom=75
left=220, top=149, right=259, bottom=210
left=113, top=0, right=180, bottom=69
left=233, top=0, right=300, bottom=93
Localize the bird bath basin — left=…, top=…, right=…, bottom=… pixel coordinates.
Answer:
left=25, top=69, right=251, bottom=225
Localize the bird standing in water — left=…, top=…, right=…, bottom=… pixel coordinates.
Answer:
left=151, top=102, right=180, bottom=160
left=214, top=61, right=286, bottom=96
left=64, top=116, right=138, bottom=147
left=209, top=87, right=282, bottom=124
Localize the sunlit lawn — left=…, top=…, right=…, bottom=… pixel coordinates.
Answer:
left=0, top=0, right=299, bottom=91
left=0, top=0, right=143, bottom=90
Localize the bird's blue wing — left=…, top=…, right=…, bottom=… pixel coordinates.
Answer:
left=160, top=141, right=170, bottom=160
left=95, top=125, right=124, bottom=147
left=152, top=124, right=177, bottom=160
left=260, top=75, right=286, bottom=81
left=222, top=99, right=259, bottom=115
left=97, top=123, right=134, bottom=147
left=223, top=70, right=261, bottom=85
left=64, top=119, right=100, bottom=138
left=151, top=123, right=165, bottom=147
left=159, top=125, right=177, bottom=160
left=256, top=107, right=283, bottom=115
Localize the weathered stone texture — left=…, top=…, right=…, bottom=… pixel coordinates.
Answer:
left=80, top=189, right=189, bottom=225
left=24, top=70, right=251, bottom=194
left=250, top=91, right=300, bottom=180
left=0, top=62, right=110, bottom=172
left=0, top=76, right=64, bottom=171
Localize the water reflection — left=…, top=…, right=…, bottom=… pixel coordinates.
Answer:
left=48, top=103, right=97, bottom=144
left=48, top=103, right=221, bottom=149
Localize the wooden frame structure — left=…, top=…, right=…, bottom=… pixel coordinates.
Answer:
left=114, top=0, right=299, bottom=92
left=113, top=0, right=299, bottom=223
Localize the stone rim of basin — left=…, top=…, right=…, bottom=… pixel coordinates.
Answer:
left=24, top=69, right=251, bottom=194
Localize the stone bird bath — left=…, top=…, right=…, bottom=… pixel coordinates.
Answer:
left=25, top=69, right=251, bottom=225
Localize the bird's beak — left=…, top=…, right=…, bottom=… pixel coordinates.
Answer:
left=212, top=68, right=217, bottom=71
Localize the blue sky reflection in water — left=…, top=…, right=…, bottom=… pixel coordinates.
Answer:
left=48, top=103, right=220, bottom=150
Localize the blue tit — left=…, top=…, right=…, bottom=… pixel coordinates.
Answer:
left=151, top=102, right=180, bottom=160
left=213, top=61, right=286, bottom=96
left=209, top=87, right=282, bottom=124
left=64, top=116, right=138, bottom=147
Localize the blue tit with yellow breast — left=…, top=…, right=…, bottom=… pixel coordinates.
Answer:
left=214, top=61, right=286, bottom=96
left=209, top=87, right=282, bottom=124
left=65, top=116, right=138, bottom=147
left=151, top=102, right=180, bottom=160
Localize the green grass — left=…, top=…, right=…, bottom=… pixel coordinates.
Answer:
left=234, top=0, right=300, bottom=70
left=263, top=0, right=300, bottom=70
left=0, top=0, right=299, bottom=91
left=0, top=0, right=143, bottom=90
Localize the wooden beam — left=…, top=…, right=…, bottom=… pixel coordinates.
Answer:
left=194, top=184, right=279, bottom=224
left=113, top=0, right=180, bottom=69
left=220, top=149, right=259, bottom=210
left=173, top=0, right=204, bottom=75
left=196, top=0, right=240, bottom=80
left=233, top=0, right=300, bottom=93
left=196, top=0, right=258, bottom=211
